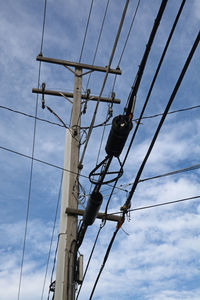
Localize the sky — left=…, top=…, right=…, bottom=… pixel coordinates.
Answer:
left=0, top=0, right=200, bottom=299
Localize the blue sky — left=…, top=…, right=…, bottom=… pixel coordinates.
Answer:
left=0, top=0, right=200, bottom=299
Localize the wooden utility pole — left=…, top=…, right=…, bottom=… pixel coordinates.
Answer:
left=54, top=67, right=82, bottom=300
left=32, top=55, right=122, bottom=300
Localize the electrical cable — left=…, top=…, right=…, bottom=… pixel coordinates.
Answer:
left=138, top=163, right=200, bottom=183
left=75, top=5, right=186, bottom=291
left=0, top=145, right=128, bottom=193
left=79, top=0, right=130, bottom=169
left=40, top=171, right=63, bottom=300
left=17, top=1, right=47, bottom=299
left=0, top=145, right=89, bottom=180
left=84, top=0, right=110, bottom=91
left=101, top=163, right=200, bottom=194
left=101, top=0, right=188, bottom=213
left=111, top=0, right=141, bottom=93
left=122, top=29, right=200, bottom=211
left=108, top=195, right=200, bottom=216
left=97, top=0, right=176, bottom=218
left=124, top=0, right=168, bottom=116
left=1, top=103, right=199, bottom=130
left=79, top=0, right=94, bottom=62
left=47, top=234, right=61, bottom=300
left=75, top=227, right=102, bottom=300
left=77, top=12, right=198, bottom=295
left=88, top=217, right=124, bottom=300
left=138, top=104, right=200, bottom=121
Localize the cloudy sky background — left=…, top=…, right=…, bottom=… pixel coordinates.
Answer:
left=0, top=0, right=200, bottom=299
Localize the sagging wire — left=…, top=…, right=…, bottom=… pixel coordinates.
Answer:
left=41, top=89, right=88, bottom=146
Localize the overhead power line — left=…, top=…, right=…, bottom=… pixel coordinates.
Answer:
left=122, top=29, right=200, bottom=212
left=85, top=0, right=110, bottom=91
left=101, top=0, right=172, bottom=218
left=124, top=0, right=168, bottom=116
left=40, top=171, right=62, bottom=300
left=0, top=145, right=89, bottom=180
left=17, top=1, right=48, bottom=299
left=117, top=163, right=200, bottom=190
left=81, top=8, right=198, bottom=297
left=79, top=0, right=94, bottom=62
left=78, top=0, right=130, bottom=169
left=122, top=0, right=187, bottom=170
left=111, top=0, right=141, bottom=93
left=76, top=3, right=187, bottom=295
left=109, top=195, right=200, bottom=216
left=89, top=220, right=123, bottom=300
left=1, top=103, right=199, bottom=130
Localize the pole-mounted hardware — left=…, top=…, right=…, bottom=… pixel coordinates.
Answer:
left=41, top=82, right=46, bottom=109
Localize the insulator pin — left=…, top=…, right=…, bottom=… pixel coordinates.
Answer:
left=83, top=192, right=103, bottom=225
left=105, top=115, right=133, bottom=157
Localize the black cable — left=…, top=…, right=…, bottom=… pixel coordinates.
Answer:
left=79, top=0, right=94, bottom=62
left=108, top=195, right=200, bottom=216
left=89, top=220, right=123, bottom=300
left=139, top=104, right=200, bottom=121
left=110, top=163, right=200, bottom=191
left=81, top=113, right=112, bottom=129
left=99, top=0, right=185, bottom=217
left=1, top=104, right=199, bottom=130
left=122, top=30, right=200, bottom=211
left=111, top=0, right=141, bottom=93
left=17, top=2, right=48, bottom=299
left=88, top=193, right=200, bottom=298
left=0, top=145, right=89, bottom=180
left=101, top=0, right=189, bottom=207
left=76, top=227, right=102, bottom=300
left=41, top=171, right=63, bottom=300
left=83, top=15, right=199, bottom=292
left=125, top=0, right=168, bottom=116
left=78, top=0, right=130, bottom=169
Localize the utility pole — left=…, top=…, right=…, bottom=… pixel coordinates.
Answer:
left=54, top=67, right=82, bottom=300
left=32, top=54, right=122, bottom=300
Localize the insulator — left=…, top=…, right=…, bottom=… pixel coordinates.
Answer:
left=105, top=115, right=133, bottom=157
left=83, top=191, right=103, bottom=225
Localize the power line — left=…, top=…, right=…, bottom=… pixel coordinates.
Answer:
left=122, top=0, right=187, bottom=168
left=124, top=0, right=168, bottom=116
left=85, top=0, right=110, bottom=91
left=122, top=29, right=200, bottom=211
left=0, top=145, right=89, bottom=180
left=111, top=0, right=141, bottom=93
left=101, top=0, right=173, bottom=217
left=0, top=105, right=66, bottom=128
left=76, top=227, right=102, bottom=299
left=108, top=195, right=200, bottom=216
left=79, top=0, right=94, bottom=62
left=112, top=163, right=200, bottom=191
left=80, top=11, right=198, bottom=296
left=1, top=103, right=199, bottom=130
left=88, top=193, right=200, bottom=298
left=40, top=171, right=62, bottom=300
left=139, top=105, right=200, bottom=121
left=17, top=1, right=48, bottom=299
left=0, top=145, right=127, bottom=193
left=79, top=0, right=130, bottom=169
left=88, top=218, right=124, bottom=300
